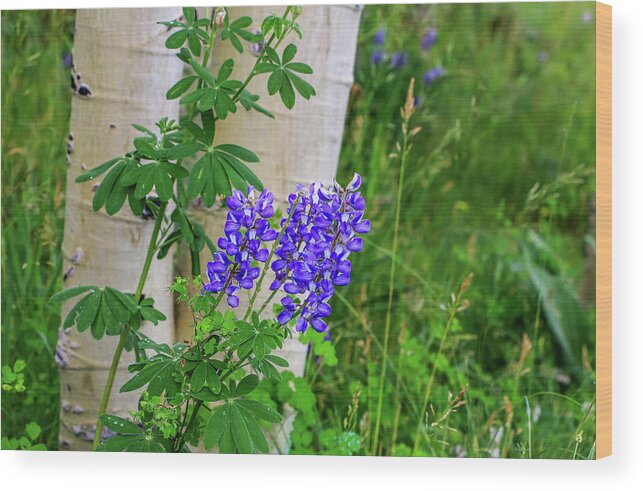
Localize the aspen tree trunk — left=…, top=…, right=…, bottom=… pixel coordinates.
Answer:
left=57, top=8, right=183, bottom=451
left=177, top=5, right=362, bottom=453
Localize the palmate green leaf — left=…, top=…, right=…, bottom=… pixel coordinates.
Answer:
left=282, top=43, right=297, bottom=64
left=50, top=285, right=96, bottom=304
left=166, top=29, right=189, bottom=49
left=96, top=434, right=166, bottom=453
left=100, top=414, right=143, bottom=435
left=267, top=69, right=283, bottom=95
left=286, top=62, right=313, bottom=74
left=189, top=58, right=215, bottom=86
left=238, top=90, right=275, bottom=119
left=183, top=7, right=196, bottom=24
left=218, top=58, right=234, bottom=81
left=92, top=160, right=127, bottom=213
left=166, top=141, right=203, bottom=160
left=236, top=399, right=282, bottom=424
left=229, top=404, right=252, bottom=454
left=235, top=374, right=259, bottom=396
left=181, top=119, right=209, bottom=145
left=216, top=144, right=259, bottom=163
left=166, top=75, right=198, bottom=100
left=279, top=75, right=296, bottom=109
left=120, top=359, right=172, bottom=393
left=203, top=405, right=227, bottom=450
left=133, top=165, right=156, bottom=200
left=191, top=361, right=208, bottom=392
left=75, top=158, right=121, bottom=183
left=188, top=31, right=201, bottom=57
left=75, top=289, right=102, bottom=333
left=288, top=71, right=316, bottom=100
left=237, top=405, right=269, bottom=453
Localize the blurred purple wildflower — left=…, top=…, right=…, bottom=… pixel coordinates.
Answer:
left=203, top=187, right=278, bottom=308
left=582, top=10, right=593, bottom=25
left=423, top=67, right=445, bottom=86
left=391, top=52, right=409, bottom=70
left=371, top=50, right=385, bottom=65
left=537, top=51, right=549, bottom=63
left=374, top=29, right=385, bottom=46
left=421, top=28, right=438, bottom=51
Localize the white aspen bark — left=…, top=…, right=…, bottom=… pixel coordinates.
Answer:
left=177, top=5, right=362, bottom=453
left=57, top=8, right=183, bottom=451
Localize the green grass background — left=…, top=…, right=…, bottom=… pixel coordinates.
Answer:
left=1, top=3, right=596, bottom=458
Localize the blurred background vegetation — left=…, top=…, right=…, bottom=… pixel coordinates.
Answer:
left=2, top=2, right=596, bottom=458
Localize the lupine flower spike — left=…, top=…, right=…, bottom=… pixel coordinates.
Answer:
left=205, top=174, right=370, bottom=333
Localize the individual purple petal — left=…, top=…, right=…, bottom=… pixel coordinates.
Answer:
left=277, top=309, right=293, bottom=324
left=296, top=317, right=308, bottom=332
left=311, top=317, right=327, bottom=333
left=346, top=173, right=362, bottom=192
left=347, top=237, right=363, bottom=252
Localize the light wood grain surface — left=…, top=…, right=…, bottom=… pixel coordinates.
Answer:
left=596, top=1, right=612, bottom=459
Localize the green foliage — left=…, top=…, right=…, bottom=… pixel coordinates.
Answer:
left=99, top=283, right=290, bottom=453
left=2, top=359, right=26, bottom=392
left=2, top=3, right=597, bottom=459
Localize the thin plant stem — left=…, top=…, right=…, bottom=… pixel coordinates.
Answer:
left=92, top=201, right=168, bottom=449
left=370, top=81, right=415, bottom=456
left=411, top=283, right=467, bottom=454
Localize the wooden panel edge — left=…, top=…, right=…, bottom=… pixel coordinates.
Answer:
left=595, top=1, right=612, bottom=460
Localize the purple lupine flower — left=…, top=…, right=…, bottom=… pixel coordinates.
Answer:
left=203, top=187, right=277, bottom=308
left=423, top=67, right=445, bottom=86
left=391, top=52, right=409, bottom=70
left=421, top=28, right=438, bottom=51
left=374, top=29, right=385, bottom=46
left=370, top=50, right=385, bottom=65
left=270, top=174, right=370, bottom=333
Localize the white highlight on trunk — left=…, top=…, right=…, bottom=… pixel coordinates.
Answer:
left=58, top=8, right=183, bottom=451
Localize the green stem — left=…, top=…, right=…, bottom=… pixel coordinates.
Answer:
left=411, top=288, right=464, bottom=455
left=92, top=201, right=168, bottom=450
left=370, top=130, right=409, bottom=456
left=243, top=195, right=301, bottom=321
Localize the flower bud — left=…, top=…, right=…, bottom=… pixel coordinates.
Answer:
left=214, top=8, right=226, bottom=29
